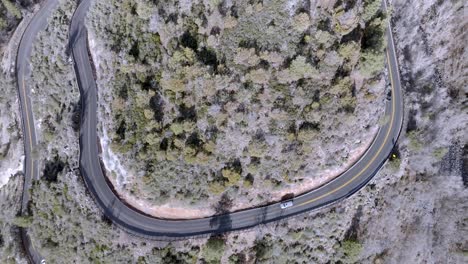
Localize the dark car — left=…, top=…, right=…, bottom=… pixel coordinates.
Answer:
left=386, top=89, right=392, bottom=100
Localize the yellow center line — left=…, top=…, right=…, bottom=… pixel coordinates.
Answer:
left=78, top=48, right=95, bottom=175
left=298, top=49, right=397, bottom=207
left=22, top=78, right=35, bottom=175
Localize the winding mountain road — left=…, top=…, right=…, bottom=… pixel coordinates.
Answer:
left=15, top=0, right=59, bottom=263
left=70, top=0, right=403, bottom=237
left=17, top=0, right=403, bottom=263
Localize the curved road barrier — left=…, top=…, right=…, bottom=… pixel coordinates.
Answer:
left=17, top=0, right=403, bottom=262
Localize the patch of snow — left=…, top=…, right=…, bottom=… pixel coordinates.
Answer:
left=100, top=115, right=129, bottom=189
left=208, top=104, right=221, bottom=115
left=0, top=117, right=10, bottom=144
left=285, top=0, right=300, bottom=15
left=0, top=155, right=23, bottom=188
left=178, top=0, right=194, bottom=14
left=88, top=31, right=130, bottom=189
left=0, top=110, right=23, bottom=188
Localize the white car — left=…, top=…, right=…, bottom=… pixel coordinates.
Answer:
left=280, top=200, right=294, bottom=209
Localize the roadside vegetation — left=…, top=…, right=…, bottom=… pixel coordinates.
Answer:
left=1, top=0, right=466, bottom=263
left=0, top=176, right=24, bottom=263
left=0, top=0, right=39, bottom=46
left=87, top=0, right=387, bottom=209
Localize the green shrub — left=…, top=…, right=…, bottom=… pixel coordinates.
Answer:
left=340, top=239, right=363, bottom=263
left=432, top=147, right=448, bottom=160
left=362, top=0, right=381, bottom=22
left=254, top=235, right=274, bottom=261
left=222, top=168, right=241, bottom=185
left=203, top=237, right=225, bottom=264
left=12, top=216, right=33, bottom=228
left=1, top=0, right=22, bottom=19
left=0, top=17, right=6, bottom=30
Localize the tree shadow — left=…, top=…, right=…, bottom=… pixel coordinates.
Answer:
left=209, top=193, right=233, bottom=232
left=209, top=213, right=232, bottom=233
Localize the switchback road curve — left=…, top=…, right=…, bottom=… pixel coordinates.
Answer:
left=69, top=0, right=403, bottom=238
left=18, top=0, right=403, bottom=262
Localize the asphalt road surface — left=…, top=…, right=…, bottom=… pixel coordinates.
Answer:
left=15, top=1, right=59, bottom=263
left=69, top=0, right=403, bottom=238
left=17, top=0, right=403, bottom=262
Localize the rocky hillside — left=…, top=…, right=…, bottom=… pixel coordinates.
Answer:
left=0, top=0, right=465, bottom=263
left=0, top=0, right=42, bottom=47
left=0, top=66, right=23, bottom=189
left=358, top=0, right=468, bottom=262
left=87, top=0, right=388, bottom=216
left=0, top=0, right=47, bottom=189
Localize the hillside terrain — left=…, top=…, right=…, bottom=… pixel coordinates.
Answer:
left=0, top=0, right=466, bottom=263
left=87, top=0, right=387, bottom=216
left=0, top=0, right=42, bottom=46
left=0, top=1, right=50, bottom=262
left=0, top=0, right=41, bottom=192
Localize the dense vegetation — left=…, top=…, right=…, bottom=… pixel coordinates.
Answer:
left=2, top=0, right=465, bottom=263
left=0, top=0, right=41, bottom=46
left=88, top=0, right=387, bottom=208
